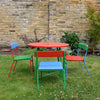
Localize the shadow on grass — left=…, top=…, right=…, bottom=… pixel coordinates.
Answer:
left=68, top=67, right=81, bottom=72
left=10, top=67, right=33, bottom=78
left=38, top=72, right=61, bottom=85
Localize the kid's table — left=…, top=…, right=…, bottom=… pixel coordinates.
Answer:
left=28, top=42, right=69, bottom=49
left=28, top=42, right=69, bottom=71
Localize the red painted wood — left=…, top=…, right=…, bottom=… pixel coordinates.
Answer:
left=13, top=61, right=17, bottom=72
left=11, top=49, right=14, bottom=61
left=34, top=51, right=67, bottom=57
left=8, top=61, right=15, bottom=79
left=1, top=49, right=11, bottom=52
left=30, top=60, right=33, bottom=77
left=65, top=56, right=84, bottom=61
left=16, top=47, right=19, bottom=56
left=28, top=42, right=69, bottom=48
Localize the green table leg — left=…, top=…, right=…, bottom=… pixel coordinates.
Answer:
left=37, top=47, right=40, bottom=51
left=57, top=48, right=59, bottom=61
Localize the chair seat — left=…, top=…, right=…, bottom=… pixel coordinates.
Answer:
left=14, top=55, right=32, bottom=61
left=39, top=62, right=63, bottom=70
left=65, top=56, right=84, bottom=61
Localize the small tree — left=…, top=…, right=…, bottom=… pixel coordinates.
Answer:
left=85, top=6, right=100, bottom=54
left=60, top=32, right=80, bottom=55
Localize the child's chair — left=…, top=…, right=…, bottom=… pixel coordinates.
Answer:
left=34, top=51, right=66, bottom=90
left=65, top=43, right=90, bottom=77
left=8, top=42, right=33, bottom=79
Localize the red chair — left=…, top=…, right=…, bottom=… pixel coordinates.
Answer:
left=8, top=43, right=33, bottom=79
left=65, top=43, right=90, bottom=77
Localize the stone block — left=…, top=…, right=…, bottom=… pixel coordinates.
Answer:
left=71, top=0, right=80, bottom=2
left=0, top=0, right=100, bottom=48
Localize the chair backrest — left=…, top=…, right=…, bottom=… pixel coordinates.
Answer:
left=11, top=43, right=19, bottom=60
left=34, top=50, right=66, bottom=69
left=77, top=43, right=88, bottom=60
left=78, top=43, right=88, bottom=51
left=11, top=43, right=18, bottom=49
left=34, top=51, right=66, bottom=57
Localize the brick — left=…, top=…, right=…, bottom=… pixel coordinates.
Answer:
left=72, top=0, right=80, bottom=2
left=0, top=0, right=100, bottom=48
left=9, top=30, right=15, bottom=32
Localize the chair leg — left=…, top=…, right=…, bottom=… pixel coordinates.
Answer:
left=84, top=61, right=90, bottom=77
left=57, top=57, right=59, bottom=61
left=8, top=61, right=15, bottom=79
left=37, top=69, right=39, bottom=91
left=79, top=61, right=83, bottom=70
left=34, top=64, right=38, bottom=80
left=13, top=61, right=17, bottom=72
left=63, top=70, right=66, bottom=90
left=32, top=57, right=34, bottom=72
left=30, top=60, right=33, bottom=77
left=66, top=61, right=68, bottom=77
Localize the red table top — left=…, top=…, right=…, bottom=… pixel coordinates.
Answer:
left=28, top=42, right=69, bottom=48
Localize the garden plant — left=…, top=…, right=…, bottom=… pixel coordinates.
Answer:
left=85, top=6, right=100, bottom=54
left=60, top=32, right=80, bottom=55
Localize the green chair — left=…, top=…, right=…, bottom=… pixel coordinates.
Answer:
left=65, top=43, right=90, bottom=77
left=34, top=51, right=66, bottom=90
left=8, top=42, right=33, bottom=79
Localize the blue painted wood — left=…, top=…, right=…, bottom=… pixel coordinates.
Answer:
left=11, top=42, right=18, bottom=49
left=66, top=61, right=68, bottom=77
left=39, top=62, right=63, bottom=70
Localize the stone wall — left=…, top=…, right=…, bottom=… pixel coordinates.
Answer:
left=0, top=0, right=100, bottom=48
left=0, top=0, right=49, bottom=47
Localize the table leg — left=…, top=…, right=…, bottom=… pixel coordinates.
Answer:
left=59, top=48, right=62, bottom=62
left=57, top=48, right=59, bottom=61
left=37, top=47, right=40, bottom=51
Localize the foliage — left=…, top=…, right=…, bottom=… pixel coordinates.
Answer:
left=85, top=6, right=100, bottom=54
left=23, top=47, right=47, bottom=55
left=61, top=47, right=72, bottom=55
left=22, top=47, right=37, bottom=55
left=60, top=32, right=80, bottom=55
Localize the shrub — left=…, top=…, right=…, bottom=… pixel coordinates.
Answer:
left=60, top=32, right=80, bottom=55
left=85, top=6, right=100, bottom=54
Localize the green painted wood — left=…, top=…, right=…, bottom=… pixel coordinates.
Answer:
left=35, top=51, right=66, bottom=90
left=34, top=51, right=38, bottom=79
left=14, top=55, right=32, bottom=61
left=38, top=71, right=59, bottom=78
left=78, top=43, right=88, bottom=50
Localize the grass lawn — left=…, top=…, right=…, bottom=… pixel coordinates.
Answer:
left=0, top=50, right=100, bottom=100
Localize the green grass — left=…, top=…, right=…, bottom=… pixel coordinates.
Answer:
left=0, top=52, right=100, bottom=100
